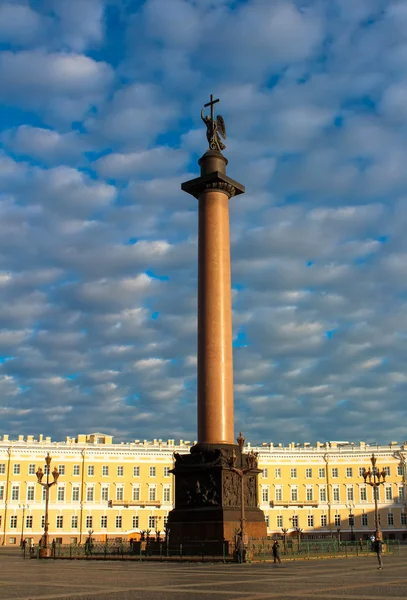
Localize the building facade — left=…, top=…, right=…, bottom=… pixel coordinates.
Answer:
left=1, top=433, right=406, bottom=545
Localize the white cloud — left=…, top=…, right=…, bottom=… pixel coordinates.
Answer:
left=142, top=0, right=202, bottom=49
left=2, top=126, right=88, bottom=164
left=0, top=2, right=45, bottom=45
left=49, top=0, right=105, bottom=52
left=94, top=147, right=188, bottom=179
left=74, top=274, right=155, bottom=309
left=1, top=0, right=407, bottom=444
left=87, top=83, right=179, bottom=147
left=0, top=0, right=105, bottom=52
left=0, top=50, right=114, bottom=121
left=227, top=1, right=323, bottom=64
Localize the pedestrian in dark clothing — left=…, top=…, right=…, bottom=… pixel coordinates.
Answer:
left=85, top=538, right=93, bottom=556
left=373, top=537, right=383, bottom=569
left=272, top=540, right=281, bottom=564
left=236, top=535, right=244, bottom=564
left=51, top=539, right=56, bottom=557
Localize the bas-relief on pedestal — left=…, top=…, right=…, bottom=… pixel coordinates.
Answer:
left=167, top=96, right=267, bottom=550
left=169, top=447, right=266, bottom=548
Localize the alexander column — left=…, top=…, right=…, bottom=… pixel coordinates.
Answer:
left=167, top=96, right=266, bottom=552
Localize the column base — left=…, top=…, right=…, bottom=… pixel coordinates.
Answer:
left=167, top=444, right=267, bottom=553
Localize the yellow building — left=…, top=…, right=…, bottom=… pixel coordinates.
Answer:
left=0, top=433, right=406, bottom=545
left=256, top=440, right=406, bottom=541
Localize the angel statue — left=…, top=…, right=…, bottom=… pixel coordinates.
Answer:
left=201, top=101, right=226, bottom=152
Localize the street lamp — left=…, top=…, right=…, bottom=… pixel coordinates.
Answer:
left=155, top=516, right=162, bottom=541
left=164, top=522, right=171, bottom=555
left=346, top=503, right=355, bottom=541
left=362, top=453, right=386, bottom=541
left=294, top=526, right=303, bottom=552
left=19, top=504, right=28, bottom=547
left=36, top=453, right=60, bottom=554
left=281, top=527, right=289, bottom=553
left=229, top=432, right=260, bottom=549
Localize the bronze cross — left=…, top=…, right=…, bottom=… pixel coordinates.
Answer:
left=204, top=94, right=219, bottom=123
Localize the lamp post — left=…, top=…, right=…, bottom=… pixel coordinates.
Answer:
left=294, top=526, right=303, bottom=552
left=362, top=453, right=386, bottom=541
left=165, top=522, right=171, bottom=555
left=398, top=452, right=406, bottom=537
left=19, top=504, right=28, bottom=547
left=229, top=432, right=259, bottom=548
left=281, top=527, right=289, bottom=553
left=346, top=503, right=355, bottom=541
left=36, top=453, right=60, bottom=554
left=155, top=515, right=162, bottom=541
left=393, top=450, right=406, bottom=513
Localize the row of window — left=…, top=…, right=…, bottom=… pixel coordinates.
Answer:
left=0, top=485, right=171, bottom=503
left=2, top=482, right=405, bottom=504
left=261, top=485, right=405, bottom=503
left=262, top=466, right=399, bottom=479
left=6, top=510, right=407, bottom=531
left=7, top=514, right=164, bottom=530
left=3, top=482, right=405, bottom=504
left=4, top=463, right=403, bottom=479
left=0, top=464, right=171, bottom=478
left=267, top=512, right=407, bottom=528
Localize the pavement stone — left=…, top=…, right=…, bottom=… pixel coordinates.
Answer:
left=0, top=547, right=406, bottom=600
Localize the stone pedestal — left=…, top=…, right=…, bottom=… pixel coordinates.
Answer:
left=167, top=444, right=267, bottom=551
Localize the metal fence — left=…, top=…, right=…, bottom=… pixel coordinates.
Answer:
left=28, top=540, right=230, bottom=561
left=246, top=539, right=401, bottom=562
left=26, top=538, right=400, bottom=562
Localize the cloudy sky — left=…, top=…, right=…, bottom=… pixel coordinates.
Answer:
left=0, top=0, right=406, bottom=445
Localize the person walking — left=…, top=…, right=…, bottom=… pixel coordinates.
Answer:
left=373, top=536, right=383, bottom=569
left=236, top=534, right=244, bottom=564
left=272, top=540, right=281, bottom=564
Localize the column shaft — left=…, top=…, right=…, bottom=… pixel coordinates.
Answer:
left=197, top=189, right=234, bottom=444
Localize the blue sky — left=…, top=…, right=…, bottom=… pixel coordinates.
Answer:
left=0, top=0, right=407, bottom=444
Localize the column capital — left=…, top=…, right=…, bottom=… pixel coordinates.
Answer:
left=181, top=171, right=245, bottom=200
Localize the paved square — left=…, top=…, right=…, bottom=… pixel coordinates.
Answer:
left=0, top=549, right=406, bottom=600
